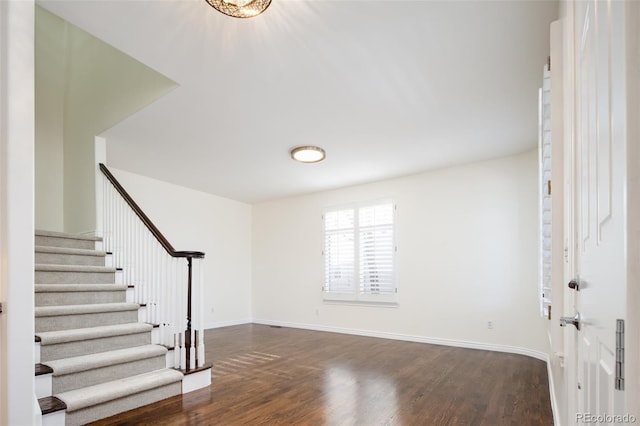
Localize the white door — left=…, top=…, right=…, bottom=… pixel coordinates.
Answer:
left=568, top=0, right=629, bottom=423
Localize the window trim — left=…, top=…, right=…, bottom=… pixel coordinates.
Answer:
left=322, top=199, right=397, bottom=305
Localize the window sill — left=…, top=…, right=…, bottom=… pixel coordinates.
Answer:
left=323, top=294, right=398, bottom=308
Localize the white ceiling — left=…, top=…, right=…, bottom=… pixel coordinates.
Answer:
left=38, top=0, right=558, bottom=204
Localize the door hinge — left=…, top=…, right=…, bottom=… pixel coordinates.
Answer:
left=0, top=302, right=2, bottom=313
left=616, top=319, right=625, bottom=391
left=547, top=180, right=552, bottom=195
left=547, top=55, right=551, bottom=71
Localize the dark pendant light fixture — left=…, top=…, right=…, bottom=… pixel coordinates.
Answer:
left=204, top=0, right=271, bottom=18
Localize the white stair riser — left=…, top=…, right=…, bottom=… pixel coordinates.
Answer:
left=139, top=306, right=147, bottom=323
left=36, top=373, right=52, bottom=399
left=41, top=409, right=65, bottom=426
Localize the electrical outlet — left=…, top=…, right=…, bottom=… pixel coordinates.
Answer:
left=487, top=320, right=494, bottom=329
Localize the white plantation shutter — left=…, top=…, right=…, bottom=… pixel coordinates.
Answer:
left=323, top=209, right=355, bottom=293
left=323, top=201, right=396, bottom=302
left=359, top=204, right=394, bottom=295
left=539, top=65, right=553, bottom=317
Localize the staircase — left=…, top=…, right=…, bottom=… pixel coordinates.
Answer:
left=35, top=229, right=184, bottom=426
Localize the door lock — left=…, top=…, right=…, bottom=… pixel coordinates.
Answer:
left=560, top=312, right=581, bottom=330
left=568, top=278, right=580, bottom=291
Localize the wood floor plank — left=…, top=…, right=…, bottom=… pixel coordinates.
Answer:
left=89, top=324, right=553, bottom=425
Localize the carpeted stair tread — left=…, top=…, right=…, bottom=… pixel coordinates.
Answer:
left=36, top=323, right=152, bottom=346
left=35, top=245, right=107, bottom=257
left=56, top=368, right=183, bottom=412
left=35, top=284, right=126, bottom=293
left=35, top=229, right=102, bottom=242
left=35, top=264, right=116, bottom=273
left=46, top=344, right=167, bottom=376
left=35, top=302, right=139, bottom=317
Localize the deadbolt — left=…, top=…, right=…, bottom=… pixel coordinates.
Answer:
left=568, top=278, right=580, bottom=291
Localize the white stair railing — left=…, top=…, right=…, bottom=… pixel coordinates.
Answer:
left=97, top=163, right=205, bottom=370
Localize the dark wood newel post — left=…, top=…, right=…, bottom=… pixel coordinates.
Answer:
left=186, top=257, right=193, bottom=371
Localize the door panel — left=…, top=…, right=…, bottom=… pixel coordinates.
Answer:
left=572, top=0, right=626, bottom=422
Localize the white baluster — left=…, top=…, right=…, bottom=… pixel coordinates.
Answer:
left=153, top=243, right=160, bottom=325
left=174, top=331, right=180, bottom=369
left=161, top=253, right=168, bottom=344
left=198, top=329, right=205, bottom=367
left=173, top=257, right=180, bottom=349
left=180, top=332, right=186, bottom=370
left=125, top=206, right=132, bottom=285
left=189, top=328, right=196, bottom=370
left=196, top=260, right=205, bottom=367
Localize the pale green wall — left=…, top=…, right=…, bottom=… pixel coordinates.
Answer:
left=35, top=7, right=66, bottom=231
left=35, top=6, right=178, bottom=233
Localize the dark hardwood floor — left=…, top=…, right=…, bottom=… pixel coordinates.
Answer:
left=89, top=324, right=553, bottom=425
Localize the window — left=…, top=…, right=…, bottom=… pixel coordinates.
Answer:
left=323, top=201, right=396, bottom=303
left=538, top=63, right=552, bottom=318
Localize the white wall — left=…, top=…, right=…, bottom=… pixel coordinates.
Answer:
left=0, top=0, right=36, bottom=424
left=109, top=168, right=252, bottom=328
left=252, top=150, right=548, bottom=356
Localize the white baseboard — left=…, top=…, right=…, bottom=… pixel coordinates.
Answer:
left=547, top=357, right=561, bottom=426
left=251, top=318, right=548, bottom=362
left=204, top=318, right=252, bottom=330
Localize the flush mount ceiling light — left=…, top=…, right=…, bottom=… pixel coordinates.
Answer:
left=290, top=146, right=326, bottom=163
left=204, top=0, right=271, bottom=18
